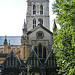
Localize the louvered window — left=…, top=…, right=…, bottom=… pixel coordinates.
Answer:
left=33, top=5, right=36, bottom=14
left=40, top=5, right=43, bottom=14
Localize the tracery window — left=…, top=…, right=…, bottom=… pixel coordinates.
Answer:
left=33, top=5, right=36, bottom=14
left=40, top=5, right=43, bottom=14
left=34, top=44, right=47, bottom=58
left=33, top=19, right=36, bottom=28
left=34, top=43, right=47, bottom=59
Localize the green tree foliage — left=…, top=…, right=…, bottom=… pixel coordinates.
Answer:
left=52, top=0, right=75, bottom=75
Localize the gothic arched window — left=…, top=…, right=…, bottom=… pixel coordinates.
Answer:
left=39, top=44, right=42, bottom=58
left=43, top=47, right=46, bottom=58
left=33, top=19, right=36, bottom=28
left=34, top=46, right=37, bottom=54
left=40, top=5, right=43, bottom=14
left=33, top=5, right=36, bottom=14
left=38, top=18, right=43, bottom=25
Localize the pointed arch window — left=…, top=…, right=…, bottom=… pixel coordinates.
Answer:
left=43, top=47, right=46, bottom=58
left=40, top=19, right=43, bottom=25
left=33, top=19, right=36, bottom=28
left=40, top=5, right=43, bottom=14
left=35, top=43, right=47, bottom=59
left=38, top=19, right=43, bottom=25
left=33, top=5, right=36, bottom=14
left=34, top=46, right=37, bottom=54
left=39, top=44, right=42, bottom=58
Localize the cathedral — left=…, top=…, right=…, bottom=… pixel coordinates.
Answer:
left=0, top=0, right=59, bottom=75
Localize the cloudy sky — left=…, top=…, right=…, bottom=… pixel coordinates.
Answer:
left=0, top=0, right=56, bottom=36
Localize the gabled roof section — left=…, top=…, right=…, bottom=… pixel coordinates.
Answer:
left=44, top=51, right=57, bottom=67
left=44, top=52, right=52, bottom=64
left=2, top=50, right=21, bottom=65
left=27, top=24, right=53, bottom=35
left=25, top=50, right=42, bottom=66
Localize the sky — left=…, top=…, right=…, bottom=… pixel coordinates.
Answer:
left=0, top=0, right=56, bottom=36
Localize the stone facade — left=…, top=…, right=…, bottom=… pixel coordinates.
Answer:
left=26, top=0, right=50, bottom=31
left=0, top=0, right=59, bottom=75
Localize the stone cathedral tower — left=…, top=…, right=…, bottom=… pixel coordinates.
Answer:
left=21, top=0, right=53, bottom=61
left=26, top=0, right=50, bottom=31
left=21, top=20, right=29, bottom=60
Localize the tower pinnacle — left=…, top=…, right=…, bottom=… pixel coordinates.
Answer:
left=22, top=19, right=27, bottom=37
left=53, top=19, right=57, bottom=32
left=4, top=35, right=8, bottom=45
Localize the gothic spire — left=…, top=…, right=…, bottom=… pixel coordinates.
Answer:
left=53, top=19, right=57, bottom=32
left=4, top=35, right=8, bottom=45
left=22, top=19, right=27, bottom=37
left=24, top=19, right=27, bottom=31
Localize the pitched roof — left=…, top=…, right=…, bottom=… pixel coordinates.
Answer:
left=27, top=24, right=53, bottom=35
left=25, top=50, right=42, bottom=65
left=0, top=36, right=21, bottom=45
left=2, top=50, right=22, bottom=65
left=44, top=51, right=53, bottom=64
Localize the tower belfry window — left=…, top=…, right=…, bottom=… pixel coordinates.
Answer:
left=33, top=19, right=36, bottom=28
left=38, top=19, right=43, bottom=25
left=40, top=5, right=43, bottom=14
left=33, top=5, right=36, bottom=14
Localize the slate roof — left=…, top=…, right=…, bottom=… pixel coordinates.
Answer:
left=0, top=36, right=21, bottom=45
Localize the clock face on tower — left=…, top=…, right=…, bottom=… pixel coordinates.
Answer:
left=36, top=31, right=44, bottom=39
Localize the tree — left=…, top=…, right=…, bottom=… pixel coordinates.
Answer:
left=52, top=0, right=75, bottom=75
